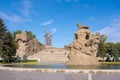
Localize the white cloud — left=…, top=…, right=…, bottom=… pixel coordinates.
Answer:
left=14, top=0, right=33, bottom=17
left=95, top=17, right=120, bottom=43
left=51, top=28, right=57, bottom=34
left=0, top=12, right=23, bottom=23
left=23, top=0, right=32, bottom=8
left=22, top=0, right=33, bottom=16
left=40, top=20, right=53, bottom=26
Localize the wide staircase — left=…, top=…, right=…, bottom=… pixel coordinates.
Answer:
left=28, top=47, right=69, bottom=63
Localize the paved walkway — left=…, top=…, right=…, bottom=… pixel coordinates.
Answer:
left=0, top=69, right=87, bottom=80
left=0, top=69, right=120, bottom=80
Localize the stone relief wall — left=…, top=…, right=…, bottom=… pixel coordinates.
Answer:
left=15, top=31, right=45, bottom=59
left=66, top=23, right=100, bottom=65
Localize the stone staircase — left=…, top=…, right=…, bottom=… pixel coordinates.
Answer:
left=28, top=48, right=69, bottom=63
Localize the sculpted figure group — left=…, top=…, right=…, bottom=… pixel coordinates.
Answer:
left=66, top=23, right=100, bottom=65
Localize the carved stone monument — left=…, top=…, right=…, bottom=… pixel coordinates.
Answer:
left=66, top=23, right=100, bottom=65
left=44, top=30, right=52, bottom=47
left=15, top=31, right=45, bottom=59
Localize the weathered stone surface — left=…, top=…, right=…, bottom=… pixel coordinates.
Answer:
left=66, top=23, right=100, bottom=65
left=16, top=31, right=45, bottom=59
left=28, top=47, right=69, bottom=63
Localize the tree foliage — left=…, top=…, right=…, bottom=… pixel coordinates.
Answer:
left=104, top=43, right=119, bottom=62
left=114, top=42, right=120, bottom=56
left=28, top=31, right=36, bottom=39
left=0, top=19, right=17, bottom=63
left=12, top=30, right=22, bottom=39
left=97, top=35, right=107, bottom=59
left=0, top=19, right=7, bottom=58
left=98, top=34, right=120, bottom=62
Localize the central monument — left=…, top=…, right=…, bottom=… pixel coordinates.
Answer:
left=44, top=30, right=52, bottom=47
left=66, top=23, right=100, bottom=65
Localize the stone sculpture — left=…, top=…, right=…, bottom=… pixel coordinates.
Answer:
left=66, top=23, right=100, bottom=65
left=15, top=31, right=45, bottom=59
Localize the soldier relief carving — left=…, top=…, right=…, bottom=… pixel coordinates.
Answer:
left=66, top=23, right=100, bottom=65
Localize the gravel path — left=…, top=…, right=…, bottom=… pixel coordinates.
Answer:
left=0, top=69, right=120, bottom=80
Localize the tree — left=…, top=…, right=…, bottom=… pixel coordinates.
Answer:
left=0, top=19, right=17, bottom=63
left=97, top=35, right=107, bottom=61
left=12, top=30, right=22, bottom=39
left=114, top=42, right=120, bottom=56
left=0, top=19, right=7, bottom=59
left=106, top=43, right=119, bottom=62
left=28, top=31, right=36, bottom=39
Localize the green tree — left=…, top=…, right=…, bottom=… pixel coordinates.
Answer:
left=12, top=30, right=22, bottom=39
left=28, top=31, right=36, bottom=39
left=0, top=19, right=17, bottom=63
left=114, top=42, right=120, bottom=56
left=0, top=19, right=7, bottom=59
left=97, top=35, right=107, bottom=61
left=107, top=43, right=119, bottom=62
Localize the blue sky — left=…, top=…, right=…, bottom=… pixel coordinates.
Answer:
left=0, top=0, right=120, bottom=48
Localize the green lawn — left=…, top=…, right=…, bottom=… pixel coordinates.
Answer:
left=0, top=60, right=38, bottom=64
left=100, top=62, right=120, bottom=64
